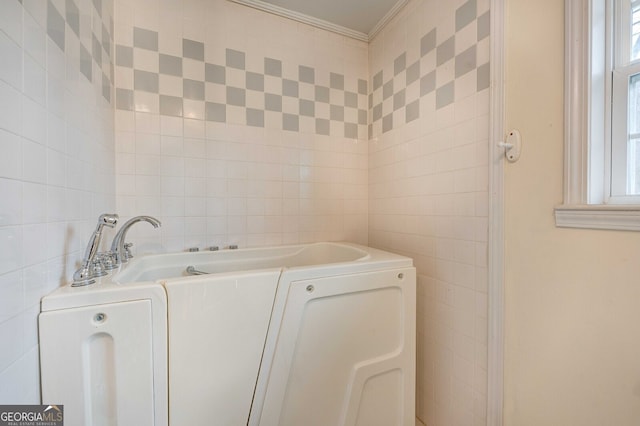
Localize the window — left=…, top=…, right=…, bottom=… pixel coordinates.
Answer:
left=557, top=0, right=640, bottom=230
left=612, top=0, right=640, bottom=200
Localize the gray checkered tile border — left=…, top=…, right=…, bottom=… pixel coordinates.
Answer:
left=46, top=0, right=114, bottom=103
left=115, top=32, right=368, bottom=139
left=370, top=0, right=490, bottom=138
left=113, top=0, right=488, bottom=139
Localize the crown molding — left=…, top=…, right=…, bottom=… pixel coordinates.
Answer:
left=228, top=0, right=407, bottom=42
left=368, top=0, right=408, bottom=41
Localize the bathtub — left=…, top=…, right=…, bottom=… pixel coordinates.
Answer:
left=39, top=242, right=416, bottom=426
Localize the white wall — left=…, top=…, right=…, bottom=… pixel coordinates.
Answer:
left=505, top=0, right=640, bottom=424
left=0, top=0, right=115, bottom=403
left=113, top=0, right=369, bottom=252
left=368, top=0, right=490, bottom=424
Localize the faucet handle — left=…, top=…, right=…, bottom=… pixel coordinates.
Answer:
left=99, top=251, right=118, bottom=270
left=90, top=257, right=108, bottom=277
left=123, top=242, right=134, bottom=261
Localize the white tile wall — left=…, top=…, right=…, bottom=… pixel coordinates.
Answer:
left=368, top=0, right=490, bottom=424
left=114, top=0, right=369, bottom=252
left=0, top=0, right=115, bottom=403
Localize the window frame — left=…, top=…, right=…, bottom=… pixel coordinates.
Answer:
left=556, top=0, right=640, bottom=230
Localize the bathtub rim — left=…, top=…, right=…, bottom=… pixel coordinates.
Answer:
left=40, top=242, right=413, bottom=312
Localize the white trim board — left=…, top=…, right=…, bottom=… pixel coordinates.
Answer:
left=227, top=0, right=408, bottom=42
left=488, top=0, right=505, bottom=425
left=555, top=205, right=640, bottom=230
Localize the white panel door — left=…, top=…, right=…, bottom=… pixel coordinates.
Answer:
left=40, top=300, right=157, bottom=426
left=253, top=267, right=416, bottom=426
left=165, top=270, right=281, bottom=426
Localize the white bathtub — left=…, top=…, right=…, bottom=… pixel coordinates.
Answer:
left=39, top=242, right=416, bottom=426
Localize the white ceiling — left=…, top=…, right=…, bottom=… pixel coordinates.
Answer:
left=229, top=0, right=407, bottom=41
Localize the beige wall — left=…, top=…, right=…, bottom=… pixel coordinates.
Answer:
left=505, top=0, right=640, bottom=424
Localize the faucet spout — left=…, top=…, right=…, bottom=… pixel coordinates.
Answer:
left=110, top=216, right=161, bottom=266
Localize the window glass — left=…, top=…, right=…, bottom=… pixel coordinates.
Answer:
left=628, top=73, right=640, bottom=193
left=632, top=1, right=640, bottom=61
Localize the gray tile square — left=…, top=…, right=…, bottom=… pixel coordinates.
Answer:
left=330, top=105, right=344, bottom=121
left=345, top=92, right=358, bottom=108
left=299, top=99, right=314, bottom=117
left=160, top=95, right=183, bottom=116
left=92, top=34, right=102, bottom=66
left=102, top=73, right=110, bottom=102
left=455, top=46, right=476, bottom=78
left=102, top=24, right=111, bottom=54
left=93, top=0, right=101, bottom=15
left=116, top=88, right=134, bottom=110
left=383, top=80, right=393, bottom=100
left=456, top=0, right=477, bottom=31
left=116, top=45, right=133, bottom=67
left=477, top=62, right=490, bottom=91
left=206, top=102, right=226, bottom=122
left=315, top=86, right=329, bottom=103
left=66, top=0, right=80, bottom=37
left=330, top=73, right=344, bottom=90
left=160, top=54, right=182, bottom=76
left=246, top=72, right=264, bottom=91
left=406, top=100, right=419, bottom=122
left=345, top=123, right=357, bottom=139
left=264, top=57, right=282, bottom=77
left=134, top=70, right=159, bottom=93
left=406, top=61, right=420, bottom=86
left=421, top=71, right=436, bottom=96
left=47, top=1, right=65, bottom=52
left=226, top=48, right=245, bottom=70
left=358, top=79, right=368, bottom=95
left=394, top=53, right=406, bottom=75
left=183, top=39, right=204, bottom=61
left=316, top=118, right=329, bottom=135
left=478, top=11, right=490, bottom=40
left=184, top=79, right=204, bottom=100
left=393, top=89, right=405, bottom=111
left=265, top=93, right=282, bottom=112
left=421, top=29, right=436, bottom=57
left=368, top=124, right=373, bottom=140
left=373, top=104, right=382, bottom=122
left=373, top=71, right=383, bottom=90
left=299, top=65, right=315, bottom=84
left=368, top=93, right=373, bottom=109
left=436, top=81, right=455, bottom=109
left=226, top=87, right=245, bottom=106
left=134, top=27, right=158, bottom=51
left=437, top=36, right=455, bottom=66
left=246, top=108, right=264, bottom=127
left=283, top=79, right=298, bottom=97
left=283, top=114, right=299, bottom=131
left=80, top=44, right=92, bottom=81
left=382, top=114, right=393, bottom=133
left=205, top=63, right=225, bottom=84
left=358, top=109, right=367, bottom=125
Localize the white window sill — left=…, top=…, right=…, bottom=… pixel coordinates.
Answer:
left=555, top=205, right=640, bottom=231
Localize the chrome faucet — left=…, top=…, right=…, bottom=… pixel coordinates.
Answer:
left=110, top=216, right=161, bottom=266
left=72, top=213, right=119, bottom=287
